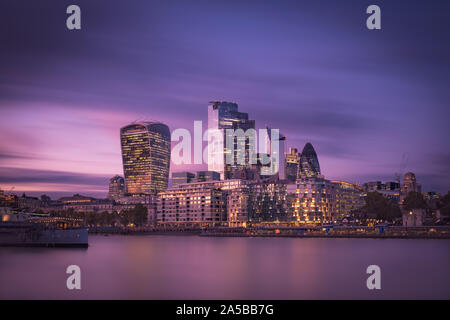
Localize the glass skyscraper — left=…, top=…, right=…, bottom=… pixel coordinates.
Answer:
left=262, top=126, right=286, bottom=180
left=285, top=147, right=300, bottom=182
left=107, top=175, right=125, bottom=200
left=120, top=122, right=171, bottom=195
left=207, top=101, right=255, bottom=179
left=298, top=142, right=321, bottom=178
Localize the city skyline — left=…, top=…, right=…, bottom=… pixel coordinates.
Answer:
left=1, top=0, right=449, bottom=198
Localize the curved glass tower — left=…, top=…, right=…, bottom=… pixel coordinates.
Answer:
left=120, top=122, right=171, bottom=195
left=298, top=142, right=321, bottom=178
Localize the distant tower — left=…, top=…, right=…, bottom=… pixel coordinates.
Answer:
left=120, top=122, right=171, bottom=195
left=262, top=126, right=286, bottom=180
left=108, top=175, right=125, bottom=200
left=400, top=172, right=418, bottom=204
left=298, top=142, right=321, bottom=178
left=207, top=101, right=255, bottom=179
left=285, top=147, right=300, bottom=182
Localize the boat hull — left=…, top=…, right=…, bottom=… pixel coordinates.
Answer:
left=0, top=224, right=88, bottom=248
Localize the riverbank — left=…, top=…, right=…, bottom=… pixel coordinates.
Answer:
left=88, top=225, right=450, bottom=239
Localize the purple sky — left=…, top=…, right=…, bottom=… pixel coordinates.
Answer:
left=0, top=0, right=449, bottom=198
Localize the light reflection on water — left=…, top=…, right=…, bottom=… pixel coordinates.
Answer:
left=0, top=235, right=449, bottom=299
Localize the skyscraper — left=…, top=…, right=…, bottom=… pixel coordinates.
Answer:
left=207, top=101, right=255, bottom=179
left=262, top=126, right=286, bottom=180
left=285, top=147, right=300, bottom=182
left=107, top=175, right=125, bottom=200
left=298, top=142, right=321, bottom=178
left=120, top=122, right=171, bottom=195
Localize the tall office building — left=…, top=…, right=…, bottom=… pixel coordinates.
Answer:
left=120, top=122, right=171, bottom=195
left=299, top=142, right=321, bottom=178
left=107, top=175, right=125, bottom=200
left=262, top=126, right=286, bottom=180
left=285, top=147, right=300, bottom=182
left=207, top=101, right=255, bottom=179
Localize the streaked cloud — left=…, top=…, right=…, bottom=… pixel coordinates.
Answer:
left=0, top=0, right=448, bottom=195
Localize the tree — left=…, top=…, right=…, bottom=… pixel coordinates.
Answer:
left=98, top=211, right=112, bottom=226
left=85, top=212, right=97, bottom=226
left=360, top=192, right=402, bottom=221
left=119, top=210, right=130, bottom=227
left=437, top=191, right=450, bottom=217
left=130, top=204, right=148, bottom=227
left=403, top=191, right=427, bottom=211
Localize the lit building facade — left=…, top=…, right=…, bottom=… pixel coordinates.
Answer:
left=158, top=179, right=245, bottom=225
left=293, top=177, right=335, bottom=223
left=289, top=142, right=366, bottom=223
left=293, top=178, right=365, bottom=223
left=227, top=180, right=290, bottom=226
left=285, top=147, right=300, bottom=182
left=247, top=181, right=289, bottom=223
left=207, top=101, right=255, bottom=180
left=172, top=172, right=195, bottom=187
left=157, top=183, right=227, bottom=224
left=330, top=180, right=365, bottom=220
left=155, top=179, right=290, bottom=226
left=120, top=122, right=171, bottom=195
left=400, top=172, right=420, bottom=204
left=196, top=171, right=220, bottom=182
left=107, top=175, right=125, bottom=200
left=59, top=194, right=114, bottom=213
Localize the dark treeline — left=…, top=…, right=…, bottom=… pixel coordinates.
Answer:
left=354, top=191, right=450, bottom=223
left=356, top=191, right=402, bottom=222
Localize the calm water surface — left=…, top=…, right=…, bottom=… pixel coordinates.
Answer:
left=1, top=235, right=449, bottom=299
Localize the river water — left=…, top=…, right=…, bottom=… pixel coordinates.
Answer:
left=1, top=235, right=449, bottom=299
